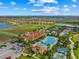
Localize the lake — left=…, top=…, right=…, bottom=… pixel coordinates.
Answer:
left=0, top=23, right=14, bottom=29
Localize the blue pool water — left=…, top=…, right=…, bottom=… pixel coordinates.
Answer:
left=0, top=23, right=14, bottom=29
left=41, top=37, right=56, bottom=46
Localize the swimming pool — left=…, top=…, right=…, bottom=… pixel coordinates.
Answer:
left=40, top=37, right=56, bottom=46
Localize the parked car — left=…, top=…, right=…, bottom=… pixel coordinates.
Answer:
left=6, top=56, right=11, bottom=59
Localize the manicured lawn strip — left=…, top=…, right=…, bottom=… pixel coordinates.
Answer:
left=74, top=49, right=79, bottom=59
left=16, top=56, right=35, bottom=59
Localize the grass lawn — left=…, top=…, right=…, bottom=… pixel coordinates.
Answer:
left=16, top=56, right=35, bottom=59
left=0, top=34, right=12, bottom=42
left=64, top=22, right=79, bottom=25
left=0, top=44, right=6, bottom=48
left=23, top=48, right=32, bottom=54
left=72, top=34, right=79, bottom=42
left=74, top=49, right=79, bottom=59
left=37, top=55, right=47, bottom=59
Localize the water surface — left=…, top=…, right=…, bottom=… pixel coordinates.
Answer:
left=0, top=23, right=14, bottom=29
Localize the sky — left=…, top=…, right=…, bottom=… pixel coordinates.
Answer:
left=0, top=0, right=79, bottom=16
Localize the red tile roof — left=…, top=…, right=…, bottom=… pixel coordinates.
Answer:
left=24, top=32, right=45, bottom=41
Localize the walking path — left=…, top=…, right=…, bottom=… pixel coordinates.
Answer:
left=32, top=54, right=39, bottom=59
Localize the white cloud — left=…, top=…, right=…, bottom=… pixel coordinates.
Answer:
left=32, top=9, right=40, bottom=12
left=32, top=7, right=59, bottom=13
left=10, top=2, right=16, bottom=5
left=29, top=0, right=35, bottom=3
left=63, top=13, right=70, bottom=16
left=64, top=5, right=68, bottom=8
left=63, top=8, right=70, bottom=11
left=0, top=6, right=9, bottom=8
left=43, top=7, right=59, bottom=12
left=23, top=8, right=26, bottom=10
left=14, top=8, right=18, bottom=10
left=13, top=7, right=27, bottom=11
left=0, top=2, right=3, bottom=5
left=40, top=0, right=58, bottom=3
left=72, top=4, right=77, bottom=7
left=42, top=0, right=54, bottom=2
left=29, top=0, right=58, bottom=4
left=72, top=0, right=77, bottom=2
left=42, top=0, right=55, bottom=2
left=34, top=3, right=43, bottom=6
left=54, top=1, right=58, bottom=4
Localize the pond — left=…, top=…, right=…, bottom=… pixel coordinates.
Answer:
left=0, top=23, right=14, bottom=29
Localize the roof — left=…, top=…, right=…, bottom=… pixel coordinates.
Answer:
left=52, top=57, right=57, bottom=59
left=57, top=48, right=68, bottom=54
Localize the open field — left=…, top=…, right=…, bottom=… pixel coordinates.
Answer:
left=0, top=24, right=50, bottom=42
left=74, top=49, right=79, bottom=59
left=72, top=34, right=79, bottom=42
left=0, top=34, right=12, bottom=42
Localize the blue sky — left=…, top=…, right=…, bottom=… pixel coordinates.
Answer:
left=0, top=0, right=79, bottom=16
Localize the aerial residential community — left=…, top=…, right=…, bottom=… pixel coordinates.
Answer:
left=0, top=16, right=79, bottom=59
left=0, top=0, right=79, bottom=59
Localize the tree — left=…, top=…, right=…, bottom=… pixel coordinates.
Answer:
left=75, top=41, right=79, bottom=48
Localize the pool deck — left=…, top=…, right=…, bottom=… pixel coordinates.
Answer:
left=33, top=36, right=58, bottom=47
left=46, top=37, right=58, bottom=50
